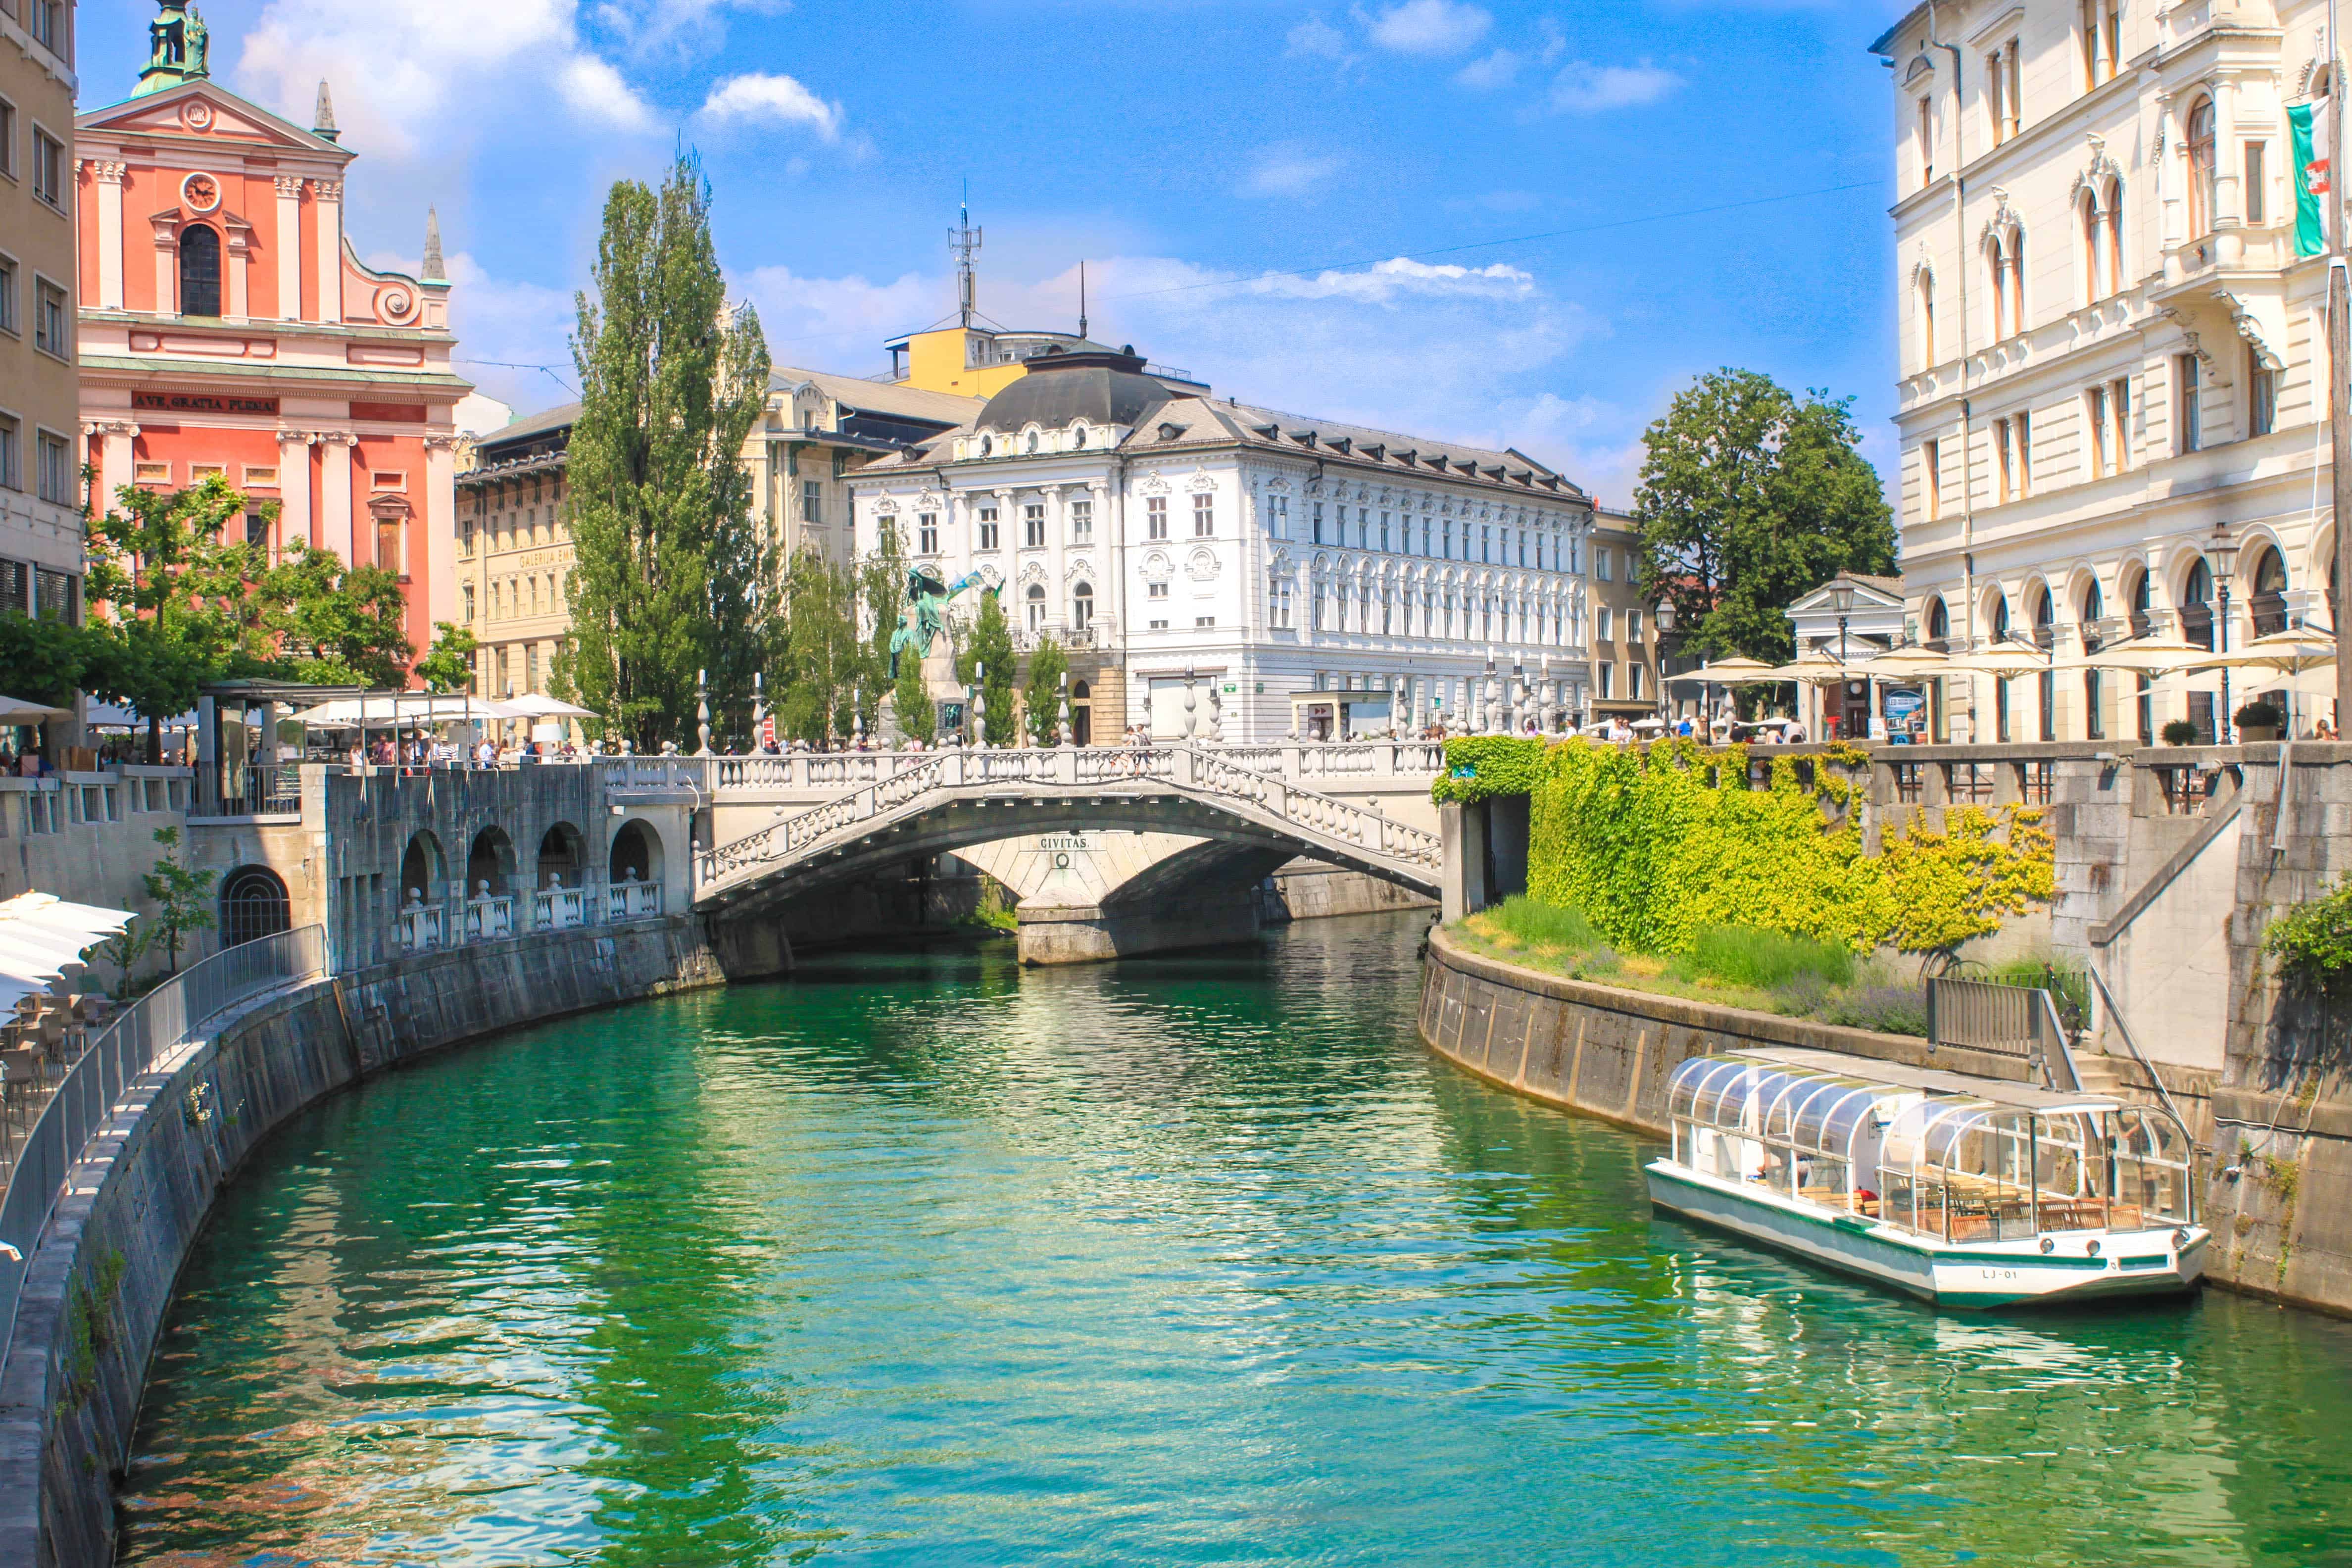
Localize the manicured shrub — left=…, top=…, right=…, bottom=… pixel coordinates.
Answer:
left=2161, top=718, right=2201, bottom=746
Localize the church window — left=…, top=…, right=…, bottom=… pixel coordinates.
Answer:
left=377, top=516, right=403, bottom=576
left=179, top=226, right=222, bottom=317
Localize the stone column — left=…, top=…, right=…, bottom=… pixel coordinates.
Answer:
left=277, top=431, right=315, bottom=548
left=93, top=162, right=126, bottom=310
left=2214, top=76, right=2244, bottom=267
left=424, top=434, right=461, bottom=629
left=313, top=179, right=344, bottom=324
left=319, top=430, right=356, bottom=562
left=151, top=212, right=178, bottom=313
left=1048, top=483, right=1069, bottom=635
left=275, top=177, right=305, bottom=320
left=93, top=422, right=139, bottom=516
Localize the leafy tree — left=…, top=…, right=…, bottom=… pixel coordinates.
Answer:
left=891, top=644, right=935, bottom=746
left=1024, top=636, right=1069, bottom=745
left=84, top=477, right=269, bottom=762
left=558, top=152, right=771, bottom=750
left=1630, top=369, right=1895, bottom=667
left=254, top=542, right=413, bottom=687
left=956, top=590, right=1017, bottom=745
left=0, top=613, right=95, bottom=705
left=416, top=621, right=479, bottom=693
left=140, top=825, right=216, bottom=975
left=857, top=522, right=907, bottom=740
left=776, top=548, right=865, bottom=744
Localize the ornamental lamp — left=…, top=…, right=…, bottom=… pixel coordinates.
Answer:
left=1655, top=599, right=1676, bottom=635
left=2207, top=520, right=2240, bottom=584
left=1830, top=583, right=1856, bottom=615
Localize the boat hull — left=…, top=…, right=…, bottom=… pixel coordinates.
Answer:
left=1646, top=1162, right=2206, bottom=1310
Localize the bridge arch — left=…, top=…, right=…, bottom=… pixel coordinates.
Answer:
left=400, top=830, right=448, bottom=905
left=537, top=821, right=588, bottom=888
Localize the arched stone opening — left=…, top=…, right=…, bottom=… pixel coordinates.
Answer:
left=609, top=819, right=662, bottom=887
left=400, top=831, right=447, bottom=905
left=219, top=866, right=290, bottom=948
left=467, top=827, right=517, bottom=898
left=538, top=821, right=587, bottom=888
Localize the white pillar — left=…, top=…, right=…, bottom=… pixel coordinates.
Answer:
left=424, top=434, right=459, bottom=628
left=92, top=421, right=138, bottom=518
left=320, top=430, right=356, bottom=562
left=225, top=223, right=251, bottom=321
left=94, top=162, right=126, bottom=310
left=313, top=178, right=344, bottom=324
left=277, top=432, right=315, bottom=550
left=274, top=177, right=304, bottom=320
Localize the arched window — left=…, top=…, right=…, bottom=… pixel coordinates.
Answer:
left=219, top=867, right=290, bottom=948
left=2104, top=180, right=2125, bottom=294
left=1918, top=270, right=1937, bottom=364
left=2127, top=568, right=2155, bottom=741
left=1025, top=581, right=1047, bottom=632
left=1927, top=596, right=1951, bottom=647
left=179, top=224, right=222, bottom=318
left=1988, top=237, right=2010, bottom=340
left=2033, top=587, right=2058, bottom=740
left=2183, top=557, right=2215, bottom=650
left=1991, top=595, right=2014, bottom=739
left=2187, top=98, right=2218, bottom=237
left=2252, top=546, right=2290, bottom=636
left=2080, top=192, right=2105, bottom=303
left=2008, top=230, right=2027, bottom=334
left=1072, top=580, right=1093, bottom=630
left=2080, top=580, right=2108, bottom=739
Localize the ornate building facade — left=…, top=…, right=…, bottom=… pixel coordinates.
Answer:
left=74, top=3, right=471, bottom=669
left=849, top=345, right=1593, bottom=743
left=0, top=0, right=82, bottom=626
left=1873, top=0, right=2333, bottom=742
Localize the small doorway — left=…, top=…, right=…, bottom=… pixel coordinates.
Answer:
left=1071, top=680, right=1092, bottom=746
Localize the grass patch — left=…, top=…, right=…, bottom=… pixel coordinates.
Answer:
left=1452, top=899, right=1927, bottom=1038
left=1671, top=926, right=1855, bottom=992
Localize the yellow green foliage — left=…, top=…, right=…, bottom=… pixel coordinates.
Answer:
left=1499, top=736, right=2051, bottom=956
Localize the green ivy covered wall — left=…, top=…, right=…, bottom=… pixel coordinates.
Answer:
left=1436, top=737, right=2054, bottom=957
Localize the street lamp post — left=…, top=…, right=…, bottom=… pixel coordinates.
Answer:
left=1655, top=598, right=1678, bottom=730
left=2210, top=522, right=2240, bottom=744
left=1830, top=582, right=1855, bottom=740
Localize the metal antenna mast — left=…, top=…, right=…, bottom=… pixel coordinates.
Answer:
left=952, top=186, right=982, bottom=330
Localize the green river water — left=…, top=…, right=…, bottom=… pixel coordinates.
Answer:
left=118, top=911, right=2352, bottom=1566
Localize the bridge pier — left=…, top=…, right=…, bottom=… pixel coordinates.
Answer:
left=1015, top=892, right=1265, bottom=965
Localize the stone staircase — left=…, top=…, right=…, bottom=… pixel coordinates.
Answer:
left=2069, top=1049, right=2130, bottom=1098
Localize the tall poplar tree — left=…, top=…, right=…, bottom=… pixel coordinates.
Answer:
left=558, top=154, right=771, bottom=749
left=956, top=591, right=1017, bottom=745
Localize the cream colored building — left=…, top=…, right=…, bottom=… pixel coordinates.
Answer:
left=0, top=0, right=82, bottom=625
left=1873, top=0, right=2335, bottom=743
left=454, top=370, right=984, bottom=701
left=1588, top=508, right=1653, bottom=726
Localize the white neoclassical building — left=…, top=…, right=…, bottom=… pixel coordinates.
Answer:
left=847, top=345, right=1594, bottom=743
left=1873, top=0, right=2335, bottom=742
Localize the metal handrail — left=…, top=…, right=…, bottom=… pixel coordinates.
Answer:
left=2085, top=963, right=2196, bottom=1134
left=0, top=926, right=328, bottom=1376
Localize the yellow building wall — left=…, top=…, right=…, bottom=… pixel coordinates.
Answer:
left=902, top=328, right=1033, bottom=399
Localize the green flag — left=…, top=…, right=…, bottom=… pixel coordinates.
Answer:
left=2294, top=98, right=2332, bottom=257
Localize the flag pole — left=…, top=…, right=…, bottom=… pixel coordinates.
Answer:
left=2333, top=0, right=2352, bottom=731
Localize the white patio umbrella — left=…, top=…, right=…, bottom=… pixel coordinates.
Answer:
left=0, top=694, right=69, bottom=724
left=499, top=692, right=597, bottom=719
left=1857, top=647, right=1953, bottom=678
left=292, top=693, right=528, bottom=726
left=2182, top=629, right=2338, bottom=678
left=1664, top=656, right=1780, bottom=685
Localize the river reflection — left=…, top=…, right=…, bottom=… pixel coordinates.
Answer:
left=120, top=913, right=2352, bottom=1566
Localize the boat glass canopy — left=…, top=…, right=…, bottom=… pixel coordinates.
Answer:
left=1663, top=1049, right=2196, bottom=1241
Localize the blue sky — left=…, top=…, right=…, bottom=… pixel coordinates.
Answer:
left=83, top=0, right=1907, bottom=505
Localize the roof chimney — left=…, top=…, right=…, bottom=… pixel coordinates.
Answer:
left=313, top=80, right=340, bottom=142
left=423, top=207, right=444, bottom=282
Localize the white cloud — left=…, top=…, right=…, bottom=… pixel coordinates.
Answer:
left=1454, top=49, right=1524, bottom=89
left=236, top=0, right=665, bottom=153
left=1359, top=0, right=1492, bottom=56
left=1549, top=60, right=1682, bottom=112
left=1241, top=144, right=1343, bottom=199
left=736, top=264, right=940, bottom=367
left=699, top=72, right=842, bottom=139
left=591, top=0, right=785, bottom=60
left=1285, top=13, right=1353, bottom=60
left=559, top=54, right=659, bottom=132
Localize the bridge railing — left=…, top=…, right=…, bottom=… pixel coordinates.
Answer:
left=693, top=743, right=1442, bottom=894
left=702, top=740, right=1441, bottom=795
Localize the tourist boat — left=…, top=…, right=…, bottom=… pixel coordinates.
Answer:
left=1647, top=1047, right=2206, bottom=1309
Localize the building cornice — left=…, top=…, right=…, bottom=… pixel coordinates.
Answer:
left=0, top=14, right=77, bottom=96
left=78, top=309, right=455, bottom=345
left=79, top=355, right=472, bottom=395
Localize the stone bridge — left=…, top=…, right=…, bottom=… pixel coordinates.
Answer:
left=691, top=742, right=1444, bottom=962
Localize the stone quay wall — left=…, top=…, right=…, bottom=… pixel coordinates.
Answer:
left=0, top=916, right=724, bottom=1568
